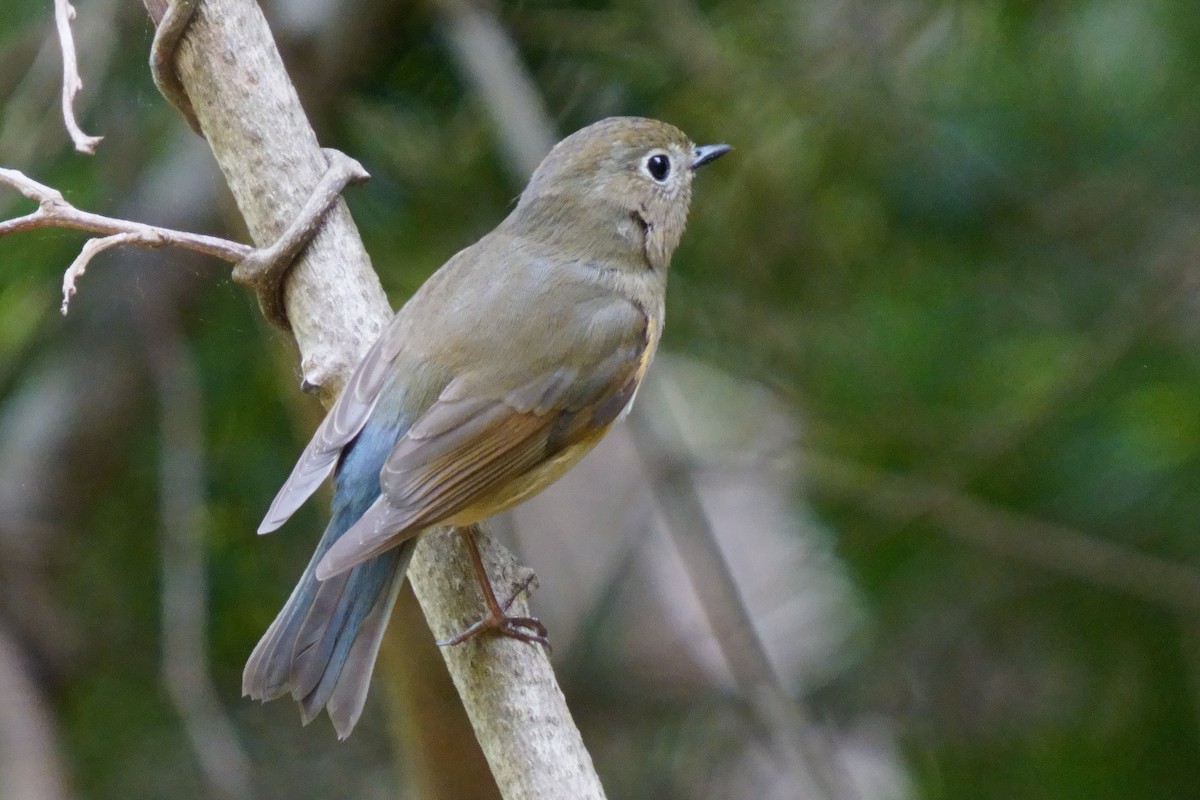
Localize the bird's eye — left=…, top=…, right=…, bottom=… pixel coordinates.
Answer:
left=645, top=153, right=671, bottom=182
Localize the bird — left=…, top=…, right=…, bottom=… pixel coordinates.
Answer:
left=242, top=116, right=730, bottom=738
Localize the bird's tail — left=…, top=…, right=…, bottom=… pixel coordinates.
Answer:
left=242, top=512, right=417, bottom=739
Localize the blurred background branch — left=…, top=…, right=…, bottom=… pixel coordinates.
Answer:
left=149, top=322, right=253, bottom=800
left=434, top=0, right=556, bottom=180
left=802, top=450, right=1200, bottom=615
left=629, top=410, right=850, bottom=800
left=0, top=623, right=67, bottom=800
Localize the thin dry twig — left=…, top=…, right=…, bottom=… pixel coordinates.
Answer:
left=62, top=232, right=161, bottom=313
left=0, top=166, right=251, bottom=313
left=53, top=0, right=103, bottom=153
left=2, top=148, right=366, bottom=318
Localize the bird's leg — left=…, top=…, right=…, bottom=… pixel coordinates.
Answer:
left=436, top=524, right=550, bottom=649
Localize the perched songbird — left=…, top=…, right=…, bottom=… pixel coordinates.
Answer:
left=243, top=116, right=729, bottom=737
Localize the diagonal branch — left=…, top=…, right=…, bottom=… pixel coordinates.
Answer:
left=140, top=0, right=388, bottom=404
left=53, top=0, right=103, bottom=153
left=628, top=412, right=850, bottom=800
left=137, top=3, right=606, bottom=796
left=230, top=148, right=371, bottom=329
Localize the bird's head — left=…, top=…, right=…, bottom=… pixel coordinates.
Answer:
left=513, top=117, right=730, bottom=271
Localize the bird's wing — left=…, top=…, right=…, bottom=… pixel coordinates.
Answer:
left=257, top=327, right=399, bottom=534
left=314, top=315, right=649, bottom=579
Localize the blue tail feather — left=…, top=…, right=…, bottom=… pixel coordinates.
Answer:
left=243, top=416, right=414, bottom=736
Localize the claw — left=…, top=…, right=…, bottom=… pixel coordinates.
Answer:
left=437, top=525, right=551, bottom=651
left=437, top=612, right=549, bottom=649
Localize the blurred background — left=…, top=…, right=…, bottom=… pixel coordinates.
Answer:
left=1, top=0, right=1199, bottom=798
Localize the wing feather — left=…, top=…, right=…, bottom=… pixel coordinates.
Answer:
left=258, top=329, right=397, bottom=534
left=315, top=356, right=639, bottom=578
left=315, top=403, right=551, bottom=578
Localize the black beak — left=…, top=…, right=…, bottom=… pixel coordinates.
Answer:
left=691, top=143, right=732, bottom=170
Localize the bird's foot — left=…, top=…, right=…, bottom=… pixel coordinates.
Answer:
left=437, top=525, right=550, bottom=650
left=436, top=608, right=550, bottom=649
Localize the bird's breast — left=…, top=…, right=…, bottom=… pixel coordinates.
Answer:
left=614, top=312, right=658, bottom=423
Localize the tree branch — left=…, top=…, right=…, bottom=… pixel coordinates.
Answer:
left=0, top=166, right=251, bottom=313
left=0, top=145, right=367, bottom=319
left=138, top=0, right=606, bottom=794
left=52, top=0, right=103, bottom=153
left=229, top=148, right=371, bottom=329
left=408, top=529, right=607, bottom=799
left=141, top=0, right=387, bottom=403
left=0, top=166, right=250, bottom=260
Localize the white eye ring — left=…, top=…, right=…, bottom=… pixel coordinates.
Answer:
left=642, top=151, right=672, bottom=182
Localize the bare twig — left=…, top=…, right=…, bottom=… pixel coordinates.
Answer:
left=150, top=326, right=254, bottom=800
left=53, top=0, right=103, bottom=153
left=0, top=167, right=251, bottom=313
left=2, top=147, right=367, bottom=318
left=62, top=232, right=159, bottom=313
left=1, top=0, right=119, bottom=167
